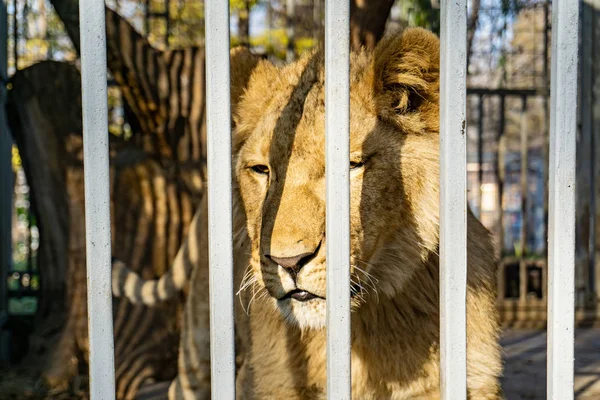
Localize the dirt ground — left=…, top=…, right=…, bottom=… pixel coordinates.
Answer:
left=2, top=328, right=599, bottom=399
left=501, top=328, right=600, bottom=399
left=0, top=367, right=88, bottom=399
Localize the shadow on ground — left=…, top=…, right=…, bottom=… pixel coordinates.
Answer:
left=501, top=328, right=600, bottom=399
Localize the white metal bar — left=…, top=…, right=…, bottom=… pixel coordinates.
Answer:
left=325, top=0, right=351, bottom=399
left=547, top=0, right=579, bottom=397
left=79, top=0, right=115, bottom=398
left=205, top=1, right=235, bottom=399
left=439, top=0, right=468, bottom=398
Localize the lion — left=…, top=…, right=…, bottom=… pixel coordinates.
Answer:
left=113, top=27, right=503, bottom=399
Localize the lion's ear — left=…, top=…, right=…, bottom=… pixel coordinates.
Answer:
left=372, top=28, right=440, bottom=131
left=230, top=46, right=261, bottom=117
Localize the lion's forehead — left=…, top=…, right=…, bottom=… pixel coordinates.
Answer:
left=237, top=56, right=397, bottom=181
left=244, top=91, right=379, bottom=162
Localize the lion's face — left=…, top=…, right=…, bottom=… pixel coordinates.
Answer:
left=232, top=28, right=441, bottom=329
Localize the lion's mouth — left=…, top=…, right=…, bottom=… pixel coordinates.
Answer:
left=280, top=289, right=322, bottom=302
left=280, top=283, right=362, bottom=302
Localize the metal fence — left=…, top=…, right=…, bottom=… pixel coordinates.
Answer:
left=78, top=0, right=579, bottom=399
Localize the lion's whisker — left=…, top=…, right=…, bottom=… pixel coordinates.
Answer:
left=246, top=283, right=265, bottom=312
left=352, top=264, right=380, bottom=303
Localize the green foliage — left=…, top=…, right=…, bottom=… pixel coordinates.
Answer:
left=12, top=146, right=21, bottom=172
left=8, top=297, right=38, bottom=316
left=168, top=0, right=205, bottom=48
left=513, top=242, right=523, bottom=258
left=295, top=37, right=317, bottom=55
left=230, top=0, right=259, bottom=11
left=399, top=0, right=440, bottom=34
left=231, top=27, right=317, bottom=61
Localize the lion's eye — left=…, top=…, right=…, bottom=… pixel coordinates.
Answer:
left=250, top=164, right=270, bottom=175
left=350, top=160, right=365, bottom=170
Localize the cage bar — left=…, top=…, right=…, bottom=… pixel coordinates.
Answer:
left=547, top=0, right=579, bottom=397
left=204, top=0, right=236, bottom=398
left=325, top=0, right=351, bottom=398
left=439, top=0, right=468, bottom=398
left=78, top=0, right=116, bottom=398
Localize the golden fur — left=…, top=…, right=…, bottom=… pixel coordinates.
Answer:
left=116, top=28, right=503, bottom=399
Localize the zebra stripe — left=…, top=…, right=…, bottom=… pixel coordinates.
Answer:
left=105, top=7, right=206, bottom=177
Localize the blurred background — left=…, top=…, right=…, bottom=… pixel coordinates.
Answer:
left=0, top=0, right=598, bottom=398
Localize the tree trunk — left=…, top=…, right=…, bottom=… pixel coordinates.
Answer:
left=7, top=61, right=84, bottom=392
left=238, top=1, right=251, bottom=46
left=467, top=0, right=481, bottom=68
left=286, top=0, right=295, bottom=62
left=7, top=61, right=80, bottom=321
left=51, top=0, right=207, bottom=182
left=350, top=0, right=396, bottom=52
left=8, top=61, right=188, bottom=399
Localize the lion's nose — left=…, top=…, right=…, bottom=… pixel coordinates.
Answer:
left=266, top=250, right=317, bottom=275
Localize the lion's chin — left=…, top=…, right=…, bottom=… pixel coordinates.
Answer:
left=277, top=297, right=327, bottom=330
